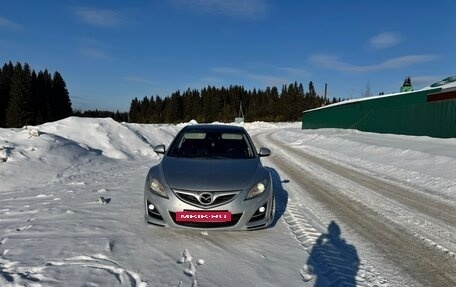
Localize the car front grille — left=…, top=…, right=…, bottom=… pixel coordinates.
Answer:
left=173, top=189, right=240, bottom=208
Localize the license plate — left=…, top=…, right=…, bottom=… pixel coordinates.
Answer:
left=176, top=211, right=232, bottom=222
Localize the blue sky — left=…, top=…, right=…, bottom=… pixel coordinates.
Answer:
left=1, top=0, right=455, bottom=112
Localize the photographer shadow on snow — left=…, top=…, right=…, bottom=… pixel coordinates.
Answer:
left=307, top=220, right=359, bottom=287
left=266, top=167, right=288, bottom=227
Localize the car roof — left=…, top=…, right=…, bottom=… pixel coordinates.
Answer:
left=181, top=124, right=247, bottom=133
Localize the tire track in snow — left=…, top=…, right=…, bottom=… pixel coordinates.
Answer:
left=284, top=136, right=456, bottom=227
left=253, top=129, right=456, bottom=287
left=46, top=254, right=146, bottom=287
left=282, top=201, right=320, bottom=251
left=1, top=251, right=147, bottom=287
left=254, top=131, right=389, bottom=286
left=265, top=129, right=456, bottom=260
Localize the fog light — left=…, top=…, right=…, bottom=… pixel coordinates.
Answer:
left=259, top=206, right=265, bottom=213
left=148, top=204, right=155, bottom=210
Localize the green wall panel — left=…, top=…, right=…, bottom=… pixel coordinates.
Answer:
left=302, top=87, right=456, bottom=138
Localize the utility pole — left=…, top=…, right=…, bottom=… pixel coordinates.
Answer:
left=324, top=83, right=328, bottom=99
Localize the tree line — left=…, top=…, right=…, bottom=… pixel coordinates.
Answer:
left=0, top=61, right=73, bottom=128
left=129, top=82, right=340, bottom=124
left=73, top=109, right=128, bottom=122
left=1, top=61, right=343, bottom=127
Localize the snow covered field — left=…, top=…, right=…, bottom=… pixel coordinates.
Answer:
left=1, top=117, right=455, bottom=286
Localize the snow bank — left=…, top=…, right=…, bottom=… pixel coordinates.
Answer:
left=0, top=117, right=181, bottom=190
left=37, top=117, right=180, bottom=159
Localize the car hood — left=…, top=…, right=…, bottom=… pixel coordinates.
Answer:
left=162, top=156, right=260, bottom=191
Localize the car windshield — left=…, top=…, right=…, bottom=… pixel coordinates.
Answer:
left=167, top=131, right=255, bottom=159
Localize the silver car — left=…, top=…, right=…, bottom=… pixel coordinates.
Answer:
left=144, top=124, right=274, bottom=230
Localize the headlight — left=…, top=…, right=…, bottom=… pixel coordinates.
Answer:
left=149, top=178, right=168, bottom=198
left=245, top=180, right=268, bottom=200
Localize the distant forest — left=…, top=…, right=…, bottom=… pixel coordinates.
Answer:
left=73, top=109, right=128, bottom=122
left=1, top=61, right=342, bottom=127
left=129, top=82, right=340, bottom=123
left=0, top=62, right=72, bottom=128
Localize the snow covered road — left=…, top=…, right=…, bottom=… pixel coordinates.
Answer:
left=1, top=118, right=455, bottom=287
left=251, top=127, right=456, bottom=287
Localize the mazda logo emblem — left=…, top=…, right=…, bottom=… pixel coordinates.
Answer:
left=199, top=192, right=214, bottom=205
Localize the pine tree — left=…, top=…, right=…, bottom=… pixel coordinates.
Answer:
left=0, top=67, right=3, bottom=126
left=35, top=70, right=53, bottom=123
left=0, top=62, right=14, bottom=127
left=51, top=71, right=73, bottom=121
left=308, top=81, right=316, bottom=97
left=5, top=63, right=34, bottom=127
left=128, top=97, right=140, bottom=122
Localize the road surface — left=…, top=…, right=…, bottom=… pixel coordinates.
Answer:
left=252, top=128, right=456, bottom=287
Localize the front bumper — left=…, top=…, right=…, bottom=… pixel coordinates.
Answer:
left=144, top=186, right=274, bottom=231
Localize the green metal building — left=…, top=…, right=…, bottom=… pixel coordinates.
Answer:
left=301, top=76, right=456, bottom=138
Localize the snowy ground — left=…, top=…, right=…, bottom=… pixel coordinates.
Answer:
left=1, top=117, right=455, bottom=287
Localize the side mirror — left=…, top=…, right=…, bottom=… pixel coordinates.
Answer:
left=154, top=144, right=166, bottom=154
left=258, top=147, right=271, bottom=157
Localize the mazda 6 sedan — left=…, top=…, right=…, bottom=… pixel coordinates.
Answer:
left=144, top=124, right=274, bottom=230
